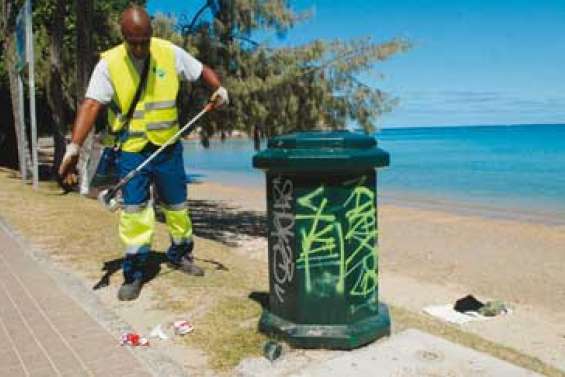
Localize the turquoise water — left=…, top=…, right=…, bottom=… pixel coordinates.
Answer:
left=183, top=124, right=565, bottom=222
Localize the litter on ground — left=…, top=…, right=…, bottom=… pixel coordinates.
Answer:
left=120, top=332, right=150, bottom=346
left=149, top=324, right=169, bottom=340
left=423, top=295, right=509, bottom=325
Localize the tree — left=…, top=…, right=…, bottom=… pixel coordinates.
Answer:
left=175, top=0, right=410, bottom=146
left=1, top=0, right=409, bottom=177
left=1, top=0, right=32, bottom=176
left=40, top=0, right=67, bottom=178
left=76, top=0, right=94, bottom=194
left=0, top=0, right=146, bottom=174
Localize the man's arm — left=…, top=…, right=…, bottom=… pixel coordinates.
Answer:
left=173, top=45, right=228, bottom=108
left=58, top=99, right=105, bottom=185
left=201, top=65, right=228, bottom=108
left=201, top=65, right=221, bottom=90
left=71, top=99, right=105, bottom=145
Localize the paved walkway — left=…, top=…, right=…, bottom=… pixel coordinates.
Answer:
left=236, top=329, right=544, bottom=377
left=0, top=223, right=153, bottom=377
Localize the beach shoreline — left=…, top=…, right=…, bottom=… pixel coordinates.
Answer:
left=187, top=170, right=565, bottom=226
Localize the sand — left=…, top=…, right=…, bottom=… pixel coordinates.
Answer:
left=188, top=180, right=565, bottom=371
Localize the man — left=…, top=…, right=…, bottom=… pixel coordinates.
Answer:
left=58, top=6, right=228, bottom=301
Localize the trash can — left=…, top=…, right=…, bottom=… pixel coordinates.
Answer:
left=252, top=130, right=390, bottom=349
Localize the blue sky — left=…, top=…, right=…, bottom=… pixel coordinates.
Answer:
left=147, top=0, right=565, bottom=127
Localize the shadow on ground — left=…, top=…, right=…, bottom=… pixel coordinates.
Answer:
left=92, top=251, right=229, bottom=290
left=249, top=291, right=270, bottom=310
left=2, top=164, right=53, bottom=181
left=92, top=251, right=166, bottom=290
left=7, top=161, right=268, bottom=246
left=186, top=199, right=267, bottom=247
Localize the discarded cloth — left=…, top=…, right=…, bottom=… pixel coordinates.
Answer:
left=424, top=295, right=509, bottom=324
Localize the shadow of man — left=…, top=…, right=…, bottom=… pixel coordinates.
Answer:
left=92, top=251, right=230, bottom=290
left=92, top=251, right=167, bottom=290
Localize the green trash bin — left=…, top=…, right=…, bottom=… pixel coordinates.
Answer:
left=252, top=130, right=390, bottom=349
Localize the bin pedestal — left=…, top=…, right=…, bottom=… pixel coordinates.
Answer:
left=259, top=302, right=390, bottom=349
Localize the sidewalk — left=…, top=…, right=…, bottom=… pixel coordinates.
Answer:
left=236, top=329, right=545, bottom=377
left=0, top=222, right=153, bottom=377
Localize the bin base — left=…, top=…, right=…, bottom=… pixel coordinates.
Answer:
left=259, top=303, right=391, bottom=349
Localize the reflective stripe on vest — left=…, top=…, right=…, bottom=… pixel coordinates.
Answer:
left=102, top=38, right=180, bottom=152
left=109, top=101, right=145, bottom=121
left=147, top=120, right=177, bottom=131
left=145, top=100, right=176, bottom=111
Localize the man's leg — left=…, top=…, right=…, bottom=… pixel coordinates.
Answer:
left=117, top=150, right=154, bottom=300
left=153, top=142, right=204, bottom=276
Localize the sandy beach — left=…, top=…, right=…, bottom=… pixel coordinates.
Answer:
left=188, top=180, right=565, bottom=371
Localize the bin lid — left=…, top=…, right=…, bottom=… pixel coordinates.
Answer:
left=253, top=130, right=390, bottom=171
left=268, top=130, right=376, bottom=149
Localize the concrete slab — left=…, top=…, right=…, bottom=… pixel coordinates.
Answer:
left=286, top=329, right=543, bottom=377
left=236, top=329, right=545, bottom=377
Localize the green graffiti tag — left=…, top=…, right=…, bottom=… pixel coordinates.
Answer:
left=295, top=176, right=378, bottom=298
left=344, top=180, right=377, bottom=296
left=296, top=186, right=342, bottom=293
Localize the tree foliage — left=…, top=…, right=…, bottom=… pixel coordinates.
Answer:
left=31, top=0, right=146, bottom=119
left=168, top=0, right=410, bottom=144
left=0, top=0, right=146, bottom=171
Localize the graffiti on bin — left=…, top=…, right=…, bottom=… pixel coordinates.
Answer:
left=271, top=176, right=295, bottom=303
left=295, top=176, right=378, bottom=297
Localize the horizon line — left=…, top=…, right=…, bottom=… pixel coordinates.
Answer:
left=378, top=122, right=565, bottom=130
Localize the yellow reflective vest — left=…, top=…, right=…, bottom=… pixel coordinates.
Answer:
left=102, top=38, right=180, bottom=152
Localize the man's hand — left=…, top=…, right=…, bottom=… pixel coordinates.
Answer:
left=58, top=143, right=81, bottom=190
left=210, top=86, right=229, bottom=108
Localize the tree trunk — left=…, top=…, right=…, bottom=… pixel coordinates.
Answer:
left=2, top=0, right=32, bottom=177
left=76, top=0, right=95, bottom=195
left=45, top=0, right=67, bottom=179
left=7, top=41, right=32, bottom=178
left=0, top=84, right=19, bottom=169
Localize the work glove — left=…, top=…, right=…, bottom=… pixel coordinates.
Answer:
left=57, top=142, right=80, bottom=191
left=210, top=86, right=229, bottom=108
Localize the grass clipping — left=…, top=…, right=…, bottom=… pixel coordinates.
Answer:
left=0, top=170, right=268, bottom=372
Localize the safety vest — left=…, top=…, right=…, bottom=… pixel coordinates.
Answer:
left=102, top=38, right=180, bottom=152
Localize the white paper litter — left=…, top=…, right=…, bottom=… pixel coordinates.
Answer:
left=423, top=304, right=492, bottom=324
left=149, top=324, right=169, bottom=340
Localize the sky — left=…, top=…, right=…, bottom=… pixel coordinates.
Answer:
left=147, top=0, right=565, bottom=128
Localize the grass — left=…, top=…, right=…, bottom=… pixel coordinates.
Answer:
left=0, top=168, right=562, bottom=375
left=0, top=169, right=268, bottom=372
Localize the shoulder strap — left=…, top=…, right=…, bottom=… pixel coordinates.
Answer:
left=117, top=55, right=150, bottom=143
left=125, top=56, right=150, bottom=123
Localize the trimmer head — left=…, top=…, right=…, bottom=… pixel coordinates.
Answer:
left=97, top=189, right=120, bottom=212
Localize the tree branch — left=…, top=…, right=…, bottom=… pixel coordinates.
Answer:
left=182, top=0, right=212, bottom=35
left=232, top=34, right=260, bottom=47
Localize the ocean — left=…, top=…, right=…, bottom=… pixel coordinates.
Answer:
left=182, top=124, right=565, bottom=224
